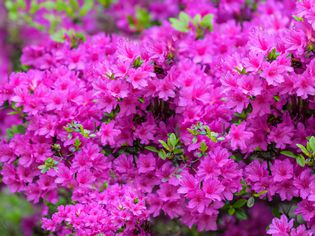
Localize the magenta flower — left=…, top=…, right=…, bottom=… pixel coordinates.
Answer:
left=137, top=153, right=156, bottom=174
left=261, top=61, right=285, bottom=86
left=295, top=200, right=315, bottom=222
left=178, top=173, right=198, bottom=194
left=271, top=159, right=294, bottom=182
left=187, top=190, right=210, bottom=213
left=1, top=1, right=315, bottom=235
left=267, top=215, right=293, bottom=236
left=238, top=75, right=263, bottom=96
left=295, top=74, right=315, bottom=99
left=291, top=225, right=313, bottom=236
left=228, top=123, right=254, bottom=151
left=268, top=115, right=294, bottom=149
left=99, top=122, right=121, bottom=146
left=157, top=183, right=180, bottom=202
left=202, top=178, right=224, bottom=201
left=128, top=69, right=152, bottom=89
left=294, top=169, right=315, bottom=199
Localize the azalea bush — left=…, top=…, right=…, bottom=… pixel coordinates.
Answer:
left=0, top=0, right=315, bottom=235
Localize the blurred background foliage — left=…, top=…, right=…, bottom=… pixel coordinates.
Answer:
left=0, top=188, right=35, bottom=236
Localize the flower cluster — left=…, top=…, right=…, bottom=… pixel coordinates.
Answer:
left=42, top=185, right=148, bottom=235
left=0, top=0, right=315, bottom=235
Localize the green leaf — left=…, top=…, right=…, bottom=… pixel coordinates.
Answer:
left=16, top=125, right=26, bottom=133
left=272, top=207, right=281, bottom=218
left=204, top=125, right=212, bottom=138
left=280, top=150, right=297, bottom=159
left=127, top=15, right=135, bottom=27
left=169, top=133, right=178, bottom=148
left=56, top=0, right=68, bottom=11
left=136, top=7, right=151, bottom=28
left=192, top=14, right=201, bottom=27
left=17, top=0, right=26, bottom=9
left=179, top=12, right=190, bottom=24
left=38, top=164, right=46, bottom=170
left=70, top=0, right=80, bottom=10
left=40, top=1, right=56, bottom=10
left=187, top=128, right=198, bottom=136
left=4, top=1, right=15, bottom=10
left=6, top=125, right=26, bottom=140
left=52, top=143, right=61, bottom=151
left=297, top=144, right=310, bottom=157
left=217, top=137, right=225, bottom=141
left=293, top=15, right=303, bottom=22
left=169, top=18, right=189, bottom=32
left=200, top=14, right=214, bottom=31
left=267, top=48, right=279, bottom=61
left=39, top=157, right=58, bottom=173
left=79, top=0, right=94, bottom=16
left=235, top=209, right=248, bottom=220
left=98, top=0, right=114, bottom=8
left=247, top=197, right=255, bottom=208
left=145, top=146, right=159, bottom=153
left=133, top=56, right=143, bottom=68
left=296, top=155, right=306, bottom=167
left=74, top=138, right=81, bottom=150
left=228, top=207, right=235, bottom=215
left=192, top=136, right=197, bottom=143
left=273, top=95, right=280, bottom=102
left=173, top=148, right=183, bottom=155
left=253, top=190, right=267, bottom=197
left=158, top=149, right=167, bottom=160
left=29, top=0, right=40, bottom=14
left=233, top=199, right=247, bottom=208
left=236, top=67, right=247, bottom=75
left=159, top=140, right=170, bottom=151
left=7, top=111, right=18, bottom=115
left=200, top=141, right=208, bottom=153
left=309, top=136, right=315, bottom=153
left=51, top=29, right=66, bottom=43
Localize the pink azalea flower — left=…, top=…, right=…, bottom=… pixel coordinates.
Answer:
left=295, top=200, right=315, bottom=222
left=178, top=173, right=198, bottom=194
left=55, top=164, right=73, bottom=186
left=157, top=183, right=180, bottom=202
left=271, top=159, right=294, bottom=182
left=267, top=215, right=293, bottom=236
left=187, top=190, right=210, bottom=213
left=228, top=123, right=254, bottom=151
left=128, top=70, right=151, bottom=89
left=238, top=75, right=263, bottom=96
left=137, top=153, right=156, bottom=174
left=197, top=155, right=220, bottom=180
left=268, top=115, right=294, bottom=149
left=294, top=169, right=315, bottom=199
left=225, top=89, right=249, bottom=113
left=202, top=178, right=224, bottom=201
left=99, top=122, right=121, bottom=146
left=291, top=225, right=313, bottom=236
left=295, top=74, right=315, bottom=99
left=261, top=61, right=285, bottom=86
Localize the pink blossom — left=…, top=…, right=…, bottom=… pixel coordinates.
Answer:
left=137, top=153, right=156, bottom=174
left=267, top=215, right=293, bottom=236
left=227, top=123, right=254, bottom=151
left=99, top=122, right=121, bottom=146
left=261, top=61, right=286, bottom=86
left=202, top=178, right=224, bottom=201
left=187, top=190, right=210, bottom=213
left=271, top=159, right=294, bottom=182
